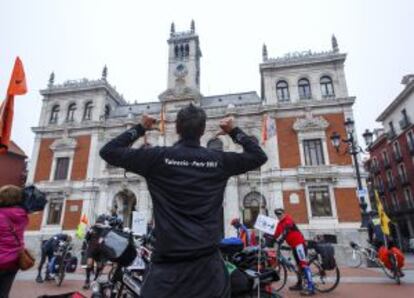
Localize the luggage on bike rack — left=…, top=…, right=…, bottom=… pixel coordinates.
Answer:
left=378, top=246, right=405, bottom=270
left=101, top=229, right=137, bottom=266
left=65, top=256, right=78, bottom=273
left=219, top=237, right=244, bottom=256
left=315, top=242, right=336, bottom=270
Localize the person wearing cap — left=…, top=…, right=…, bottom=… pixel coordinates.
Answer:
left=273, top=208, right=315, bottom=296
left=230, top=218, right=256, bottom=248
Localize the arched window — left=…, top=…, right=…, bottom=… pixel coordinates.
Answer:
left=207, top=138, right=223, bottom=151
left=105, top=105, right=111, bottom=118
left=50, top=105, right=60, bottom=124
left=320, top=76, right=334, bottom=97
left=243, top=192, right=267, bottom=228
left=276, top=80, right=290, bottom=101
left=67, top=103, right=76, bottom=122
left=83, top=101, right=93, bottom=120
left=298, top=78, right=311, bottom=99
left=174, top=45, right=179, bottom=58
left=185, top=44, right=190, bottom=57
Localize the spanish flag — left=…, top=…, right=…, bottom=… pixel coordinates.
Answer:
left=0, top=57, right=27, bottom=154
left=374, top=190, right=391, bottom=236
left=159, top=104, right=165, bottom=135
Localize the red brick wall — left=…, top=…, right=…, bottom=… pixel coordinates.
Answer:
left=324, top=113, right=353, bottom=165
left=0, top=153, right=26, bottom=187
left=334, top=188, right=361, bottom=222
left=62, top=200, right=83, bottom=230
left=71, top=136, right=91, bottom=181
left=34, top=138, right=55, bottom=182
left=26, top=211, right=43, bottom=231
left=282, top=190, right=309, bottom=223
left=276, top=117, right=301, bottom=168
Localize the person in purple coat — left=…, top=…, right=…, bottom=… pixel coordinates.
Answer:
left=0, top=185, right=29, bottom=298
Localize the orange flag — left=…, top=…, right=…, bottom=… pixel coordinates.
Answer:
left=0, top=57, right=27, bottom=154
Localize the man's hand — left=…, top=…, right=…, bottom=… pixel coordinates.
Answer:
left=217, top=117, right=235, bottom=136
left=141, top=114, right=157, bottom=130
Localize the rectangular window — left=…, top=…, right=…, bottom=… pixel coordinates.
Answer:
left=389, top=121, right=396, bottom=137
left=404, top=188, right=414, bottom=208
left=386, top=170, right=394, bottom=185
left=407, top=130, right=414, bottom=151
left=46, top=199, right=63, bottom=225
left=303, top=139, right=325, bottom=166
left=309, top=186, right=332, bottom=217
left=393, top=141, right=402, bottom=160
left=382, top=150, right=389, bottom=167
left=54, top=157, right=70, bottom=180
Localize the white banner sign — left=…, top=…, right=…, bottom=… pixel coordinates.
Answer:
left=132, top=211, right=147, bottom=236
left=254, top=214, right=278, bottom=235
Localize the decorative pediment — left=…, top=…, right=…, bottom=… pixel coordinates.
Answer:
left=50, top=136, right=77, bottom=152
left=293, top=116, right=329, bottom=132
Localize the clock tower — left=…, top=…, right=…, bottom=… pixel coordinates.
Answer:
left=166, top=20, right=201, bottom=91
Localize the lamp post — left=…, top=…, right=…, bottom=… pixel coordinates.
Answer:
left=330, top=119, right=374, bottom=228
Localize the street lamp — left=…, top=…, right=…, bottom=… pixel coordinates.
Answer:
left=330, top=118, right=370, bottom=227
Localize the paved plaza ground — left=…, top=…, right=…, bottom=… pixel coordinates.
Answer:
left=10, top=256, right=414, bottom=298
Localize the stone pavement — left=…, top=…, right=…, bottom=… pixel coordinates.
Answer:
left=10, top=256, right=414, bottom=298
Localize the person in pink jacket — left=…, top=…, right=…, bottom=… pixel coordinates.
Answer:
left=0, top=185, right=29, bottom=298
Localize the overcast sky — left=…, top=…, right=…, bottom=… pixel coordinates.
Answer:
left=1, top=0, right=413, bottom=158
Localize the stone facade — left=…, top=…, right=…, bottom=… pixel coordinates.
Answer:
left=25, top=24, right=367, bottom=261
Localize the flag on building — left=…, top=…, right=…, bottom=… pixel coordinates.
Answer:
left=261, top=114, right=276, bottom=145
left=76, top=213, right=89, bottom=239
left=374, top=190, right=391, bottom=236
left=0, top=57, right=27, bottom=154
left=159, top=104, right=166, bottom=135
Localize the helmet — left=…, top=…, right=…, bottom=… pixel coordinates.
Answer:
left=96, top=214, right=109, bottom=224
left=274, top=208, right=285, bottom=216
left=230, top=218, right=240, bottom=226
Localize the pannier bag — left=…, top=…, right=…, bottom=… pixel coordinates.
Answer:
left=65, top=256, right=78, bottom=273
left=22, top=185, right=47, bottom=213
left=101, top=230, right=137, bottom=266
left=219, top=237, right=244, bottom=255
left=378, top=246, right=405, bottom=270
left=315, top=243, right=336, bottom=270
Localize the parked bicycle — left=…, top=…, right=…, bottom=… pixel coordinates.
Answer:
left=349, top=241, right=403, bottom=284
left=49, top=240, right=77, bottom=287
left=267, top=241, right=340, bottom=293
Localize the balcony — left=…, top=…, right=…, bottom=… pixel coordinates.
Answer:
left=408, top=143, right=414, bottom=156
left=398, top=174, right=411, bottom=187
left=388, top=181, right=397, bottom=192
left=394, top=152, right=403, bottom=162
left=399, top=117, right=411, bottom=130
left=387, top=130, right=397, bottom=140
left=383, top=160, right=391, bottom=169
left=370, top=164, right=381, bottom=175
left=378, top=185, right=386, bottom=195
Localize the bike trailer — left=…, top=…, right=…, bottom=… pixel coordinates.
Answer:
left=219, top=237, right=244, bottom=255
left=315, top=243, right=336, bottom=270
left=65, top=256, right=78, bottom=273
left=101, top=230, right=137, bottom=266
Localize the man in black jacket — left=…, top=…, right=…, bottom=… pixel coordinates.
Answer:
left=100, top=104, right=267, bottom=298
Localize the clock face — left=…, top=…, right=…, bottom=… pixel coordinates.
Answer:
left=174, top=63, right=188, bottom=78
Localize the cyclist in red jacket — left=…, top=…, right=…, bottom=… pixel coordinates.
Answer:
left=274, top=208, right=314, bottom=296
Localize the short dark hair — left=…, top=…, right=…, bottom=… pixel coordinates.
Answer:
left=176, top=104, right=206, bottom=140
left=274, top=208, right=285, bottom=216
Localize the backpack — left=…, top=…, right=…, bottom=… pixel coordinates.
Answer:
left=100, top=229, right=137, bottom=266
left=315, top=243, right=336, bottom=270
left=21, top=185, right=47, bottom=213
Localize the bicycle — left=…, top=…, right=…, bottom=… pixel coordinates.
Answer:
left=349, top=241, right=403, bottom=284
left=53, top=240, right=73, bottom=286
left=267, top=242, right=340, bottom=293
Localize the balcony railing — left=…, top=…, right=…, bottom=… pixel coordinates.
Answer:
left=387, top=130, right=397, bottom=140
left=370, top=164, right=381, bottom=175
left=394, top=152, right=403, bottom=162
left=408, top=142, right=414, bottom=156
left=399, top=117, right=411, bottom=130
left=388, top=181, right=397, bottom=192
left=398, top=174, right=411, bottom=187
left=383, top=160, right=391, bottom=169
left=378, top=185, right=386, bottom=195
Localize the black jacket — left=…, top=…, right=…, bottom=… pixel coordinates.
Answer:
left=100, top=124, right=267, bottom=262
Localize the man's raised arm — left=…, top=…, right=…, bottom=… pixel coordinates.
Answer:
left=219, top=117, right=268, bottom=177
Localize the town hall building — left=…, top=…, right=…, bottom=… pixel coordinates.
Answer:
left=25, top=21, right=367, bottom=256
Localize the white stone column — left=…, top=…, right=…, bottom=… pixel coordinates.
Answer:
left=223, top=177, right=240, bottom=237
left=27, top=136, right=41, bottom=184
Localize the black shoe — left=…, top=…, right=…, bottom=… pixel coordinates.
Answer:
left=45, top=274, right=53, bottom=281
left=82, top=282, right=90, bottom=290
left=35, top=275, right=43, bottom=283
left=300, top=288, right=316, bottom=296
left=289, top=284, right=303, bottom=291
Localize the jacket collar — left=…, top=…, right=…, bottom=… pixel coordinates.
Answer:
left=175, top=138, right=201, bottom=147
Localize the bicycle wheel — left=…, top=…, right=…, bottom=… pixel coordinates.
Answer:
left=347, top=250, right=362, bottom=268
left=309, top=260, right=340, bottom=293
left=55, top=257, right=65, bottom=287
left=272, top=262, right=288, bottom=292
left=389, top=254, right=401, bottom=285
